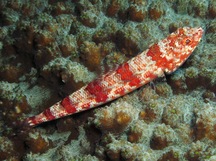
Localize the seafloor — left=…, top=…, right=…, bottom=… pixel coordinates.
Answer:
left=0, top=0, right=216, bottom=161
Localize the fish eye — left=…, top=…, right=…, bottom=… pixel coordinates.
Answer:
left=185, top=39, right=191, bottom=45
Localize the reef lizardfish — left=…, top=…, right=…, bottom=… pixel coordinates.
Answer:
left=19, top=27, right=203, bottom=128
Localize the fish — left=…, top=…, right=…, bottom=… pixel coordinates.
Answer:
left=18, top=27, right=203, bottom=128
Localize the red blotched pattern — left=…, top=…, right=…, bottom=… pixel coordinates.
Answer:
left=61, top=97, right=77, bottom=113
left=116, top=63, right=133, bottom=81
left=44, top=109, right=55, bottom=120
left=147, top=44, right=173, bottom=70
left=117, top=63, right=141, bottom=86
left=86, top=80, right=108, bottom=102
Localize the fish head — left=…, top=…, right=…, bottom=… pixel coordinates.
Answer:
left=159, top=27, right=204, bottom=74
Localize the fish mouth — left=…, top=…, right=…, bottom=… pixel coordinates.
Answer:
left=192, top=27, right=204, bottom=39
left=196, top=27, right=204, bottom=36
left=182, top=27, right=203, bottom=38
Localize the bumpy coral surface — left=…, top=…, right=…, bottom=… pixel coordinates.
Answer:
left=0, top=0, right=215, bottom=160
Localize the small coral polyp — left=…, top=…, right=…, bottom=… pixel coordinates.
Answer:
left=149, top=0, right=164, bottom=20
left=128, top=120, right=151, bottom=143
left=93, top=102, right=135, bottom=133
left=194, top=104, right=216, bottom=141
left=80, top=41, right=102, bottom=71
left=106, top=0, right=121, bottom=17
left=150, top=124, right=178, bottom=150
left=25, top=132, right=52, bottom=154
left=128, top=6, right=146, bottom=22
left=80, top=11, right=98, bottom=28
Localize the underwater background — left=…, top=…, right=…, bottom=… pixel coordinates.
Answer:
left=0, top=0, right=216, bottom=160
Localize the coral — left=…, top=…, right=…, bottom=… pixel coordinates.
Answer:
left=0, top=28, right=34, bottom=82
left=0, top=136, right=22, bottom=160
left=0, top=64, right=24, bottom=83
left=186, top=43, right=216, bottom=92
left=106, top=0, right=121, bottom=17
left=202, top=90, right=215, bottom=102
left=128, top=5, right=146, bottom=22
left=115, top=26, right=141, bottom=57
left=50, top=2, right=72, bottom=16
left=169, top=22, right=180, bottom=33
left=0, top=0, right=215, bottom=160
left=168, top=69, right=188, bottom=94
left=0, top=82, right=31, bottom=125
left=104, top=51, right=127, bottom=70
left=138, top=85, right=159, bottom=102
left=56, top=117, right=77, bottom=133
left=93, top=101, right=137, bottom=133
left=104, top=137, right=159, bottom=161
left=35, top=31, right=55, bottom=48
left=142, top=99, right=165, bottom=123
left=54, top=126, right=93, bottom=160
left=194, top=104, right=216, bottom=141
left=208, top=0, right=216, bottom=18
left=128, top=127, right=143, bottom=143
left=139, top=108, right=157, bottom=123
left=13, top=25, right=35, bottom=55
left=34, top=45, right=59, bottom=69
left=80, top=10, right=99, bottom=28
left=185, top=141, right=216, bottom=160
left=155, top=82, right=173, bottom=97
left=175, top=123, right=193, bottom=144
left=206, top=20, right=216, bottom=44
left=185, top=66, right=199, bottom=90
left=206, top=20, right=216, bottom=34
left=25, top=131, right=52, bottom=154
left=162, top=94, right=196, bottom=128
left=148, top=0, right=164, bottom=20
left=0, top=8, right=20, bottom=25
left=105, top=140, right=139, bottom=161
left=92, top=19, right=119, bottom=44
left=175, top=0, right=190, bottom=14
left=127, top=120, right=152, bottom=143
left=200, top=68, right=216, bottom=88
left=24, top=126, right=98, bottom=160
left=189, top=0, right=209, bottom=18
left=58, top=34, right=78, bottom=58
left=176, top=0, right=210, bottom=18
left=80, top=41, right=103, bottom=72
left=150, top=124, right=178, bottom=150
left=93, top=29, right=110, bottom=43
left=41, top=57, right=95, bottom=84
left=158, top=150, right=180, bottom=161
left=138, top=85, right=169, bottom=124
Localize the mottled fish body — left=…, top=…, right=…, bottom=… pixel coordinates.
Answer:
left=22, top=27, right=203, bottom=127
